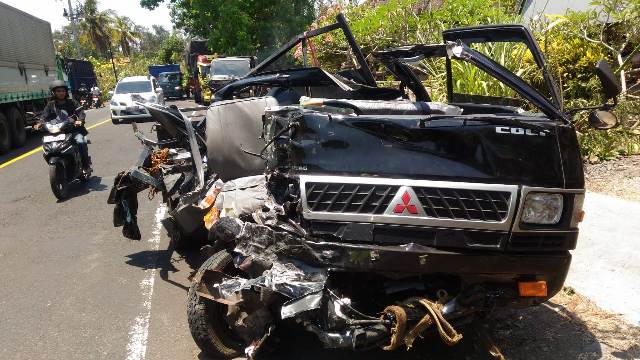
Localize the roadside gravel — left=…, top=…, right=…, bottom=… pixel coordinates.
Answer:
left=585, top=155, right=640, bottom=202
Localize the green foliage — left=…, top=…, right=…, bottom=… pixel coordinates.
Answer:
left=314, top=0, right=640, bottom=163
left=90, top=55, right=158, bottom=99
left=140, top=0, right=316, bottom=59
left=158, top=34, right=185, bottom=64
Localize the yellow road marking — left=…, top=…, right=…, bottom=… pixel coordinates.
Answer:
left=0, top=118, right=111, bottom=170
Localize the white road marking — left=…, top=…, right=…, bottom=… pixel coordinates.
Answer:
left=125, top=204, right=167, bottom=360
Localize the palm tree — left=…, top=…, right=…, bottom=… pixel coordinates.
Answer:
left=79, top=0, right=114, bottom=56
left=113, top=16, right=139, bottom=57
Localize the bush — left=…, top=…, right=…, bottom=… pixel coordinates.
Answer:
left=90, top=55, right=158, bottom=99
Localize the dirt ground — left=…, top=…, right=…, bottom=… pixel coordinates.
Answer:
left=585, top=155, right=640, bottom=201
left=493, top=289, right=640, bottom=359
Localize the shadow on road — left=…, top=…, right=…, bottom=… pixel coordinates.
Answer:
left=194, top=295, right=604, bottom=360
left=125, top=231, right=205, bottom=292
left=0, top=131, right=42, bottom=164
left=56, top=176, right=108, bottom=202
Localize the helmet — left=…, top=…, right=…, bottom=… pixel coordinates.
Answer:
left=49, top=80, right=69, bottom=92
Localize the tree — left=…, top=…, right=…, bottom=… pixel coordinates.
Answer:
left=78, top=0, right=115, bottom=56
left=140, top=0, right=316, bottom=58
left=158, top=33, right=186, bottom=64
left=113, top=16, right=139, bottom=57
left=136, top=25, right=170, bottom=54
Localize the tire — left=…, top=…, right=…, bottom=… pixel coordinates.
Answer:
left=111, top=117, right=118, bottom=125
left=49, top=163, right=67, bottom=200
left=187, top=251, right=246, bottom=358
left=0, top=112, right=12, bottom=154
left=7, top=107, right=26, bottom=147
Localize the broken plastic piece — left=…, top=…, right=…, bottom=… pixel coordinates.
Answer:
left=203, top=207, right=220, bottom=230
left=216, top=175, right=272, bottom=217
left=197, top=179, right=224, bottom=209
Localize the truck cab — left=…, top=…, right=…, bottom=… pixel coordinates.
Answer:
left=207, top=57, right=254, bottom=94
left=157, top=71, right=184, bottom=99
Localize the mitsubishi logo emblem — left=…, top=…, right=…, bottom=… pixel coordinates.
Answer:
left=385, top=186, right=426, bottom=216
left=394, top=191, right=418, bottom=214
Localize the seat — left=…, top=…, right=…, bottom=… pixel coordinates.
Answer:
left=206, top=96, right=279, bottom=181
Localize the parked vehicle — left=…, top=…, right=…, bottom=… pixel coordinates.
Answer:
left=60, top=59, right=98, bottom=103
left=109, top=76, right=164, bottom=124
left=108, top=15, right=621, bottom=359
left=149, top=64, right=181, bottom=80
left=0, top=2, right=58, bottom=153
left=157, top=71, right=185, bottom=99
left=39, top=107, right=91, bottom=199
left=204, top=56, right=255, bottom=104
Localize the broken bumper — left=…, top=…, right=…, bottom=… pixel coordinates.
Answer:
left=303, top=240, right=571, bottom=305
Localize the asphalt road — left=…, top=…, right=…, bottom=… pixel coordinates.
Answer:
left=0, top=101, right=201, bottom=360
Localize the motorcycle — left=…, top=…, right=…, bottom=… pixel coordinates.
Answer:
left=79, top=96, right=88, bottom=110
left=91, top=94, right=101, bottom=108
left=39, top=108, right=91, bottom=200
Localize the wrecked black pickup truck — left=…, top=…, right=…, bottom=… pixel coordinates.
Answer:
left=108, top=14, right=622, bottom=359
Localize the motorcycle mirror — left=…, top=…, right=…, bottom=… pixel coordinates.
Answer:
left=589, top=110, right=618, bottom=130
left=595, top=60, right=622, bottom=100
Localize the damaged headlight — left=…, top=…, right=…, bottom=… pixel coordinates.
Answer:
left=521, top=193, right=563, bottom=225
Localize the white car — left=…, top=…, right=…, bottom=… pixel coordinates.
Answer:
left=109, top=76, right=165, bottom=123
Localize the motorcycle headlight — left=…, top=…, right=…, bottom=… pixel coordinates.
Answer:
left=149, top=95, right=157, bottom=103
left=521, top=193, right=564, bottom=225
left=46, top=123, right=61, bottom=134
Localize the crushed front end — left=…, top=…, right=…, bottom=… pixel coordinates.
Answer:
left=188, top=98, right=585, bottom=357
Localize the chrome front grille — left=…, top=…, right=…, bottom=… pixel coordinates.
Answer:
left=300, top=175, right=519, bottom=231
left=413, top=187, right=509, bottom=221
left=305, top=183, right=399, bottom=214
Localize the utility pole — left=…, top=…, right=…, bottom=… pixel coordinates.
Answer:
left=107, top=42, right=118, bottom=82
left=63, top=0, right=82, bottom=58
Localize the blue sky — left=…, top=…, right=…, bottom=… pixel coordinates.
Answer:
left=1, top=0, right=173, bottom=31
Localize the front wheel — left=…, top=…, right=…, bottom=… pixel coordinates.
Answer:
left=187, top=251, right=246, bottom=358
left=49, top=163, right=67, bottom=200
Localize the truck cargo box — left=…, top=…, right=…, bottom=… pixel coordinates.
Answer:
left=0, top=2, right=57, bottom=104
left=62, top=58, right=98, bottom=92
left=149, top=64, right=181, bottom=79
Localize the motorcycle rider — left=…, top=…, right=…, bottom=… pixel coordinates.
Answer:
left=77, top=82, right=89, bottom=105
left=35, top=80, right=92, bottom=173
left=90, top=84, right=101, bottom=107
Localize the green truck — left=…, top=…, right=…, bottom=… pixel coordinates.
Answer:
left=0, top=2, right=58, bottom=154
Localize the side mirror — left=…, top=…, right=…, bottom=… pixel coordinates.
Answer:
left=595, top=60, right=622, bottom=100
left=589, top=110, right=618, bottom=130
left=108, top=90, right=114, bottom=97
